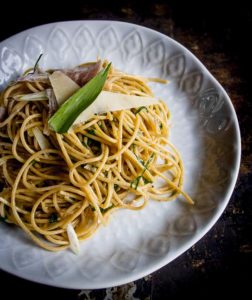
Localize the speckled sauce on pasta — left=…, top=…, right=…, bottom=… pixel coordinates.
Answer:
left=0, top=60, right=193, bottom=252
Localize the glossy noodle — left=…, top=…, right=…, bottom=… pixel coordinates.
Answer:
left=0, top=61, right=193, bottom=252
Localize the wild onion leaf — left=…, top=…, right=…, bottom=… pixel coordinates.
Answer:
left=48, top=63, right=111, bottom=133
left=32, top=53, right=43, bottom=74
left=16, top=90, right=48, bottom=101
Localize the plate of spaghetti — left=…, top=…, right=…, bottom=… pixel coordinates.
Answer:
left=0, top=21, right=240, bottom=289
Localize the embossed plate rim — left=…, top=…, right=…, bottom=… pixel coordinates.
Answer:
left=0, top=20, right=241, bottom=289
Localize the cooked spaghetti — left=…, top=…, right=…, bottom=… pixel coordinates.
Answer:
left=0, top=60, right=193, bottom=252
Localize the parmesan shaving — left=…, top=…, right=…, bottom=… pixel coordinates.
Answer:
left=49, top=71, right=80, bottom=105
left=73, top=91, right=159, bottom=127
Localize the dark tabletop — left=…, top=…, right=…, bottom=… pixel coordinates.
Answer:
left=0, top=1, right=251, bottom=299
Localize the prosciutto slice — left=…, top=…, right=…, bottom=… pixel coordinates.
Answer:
left=60, top=61, right=101, bottom=86
left=17, top=71, right=49, bottom=83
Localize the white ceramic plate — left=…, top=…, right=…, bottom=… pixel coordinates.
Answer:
left=0, top=21, right=241, bottom=289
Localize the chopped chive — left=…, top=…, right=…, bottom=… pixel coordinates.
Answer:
left=138, top=158, right=145, bottom=165
left=100, top=204, right=115, bottom=214
left=87, top=129, right=96, bottom=135
left=135, top=106, right=148, bottom=115
left=143, top=177, right=153, bottom=184
left=49, top=212, right=58, bottom=223
left=130, top=153, right=155, bottom=190
left=131, top=144, right=145, bottom=165
left=144, top=153, right=155, bottom=170
left=130, top=176, right=141, bottom=190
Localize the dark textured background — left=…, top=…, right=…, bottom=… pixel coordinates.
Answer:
left=0, top=1, right=251, bottom=299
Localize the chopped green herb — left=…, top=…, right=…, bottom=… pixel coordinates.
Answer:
left=87, top=129, right=96, bottom=135
left=131, top=144, right=145, bottom=165
left=49, top=212, right=58, bottom=223
left=86, top=138, right=101, bottom=155
left=130, top=176, right=141, bottom=189
left=135, top=106, right=148, bottom=115
left=114, top=184, right=120, bottom=192
left=130, top=153, right=155, bottom=190
left=159, top=123, right=163, bottom=129
left=49, top=63, right=111, bottom=133
left=143, top=177, right=153, bottom=184
left=144, top=153, right=155, bottom=170
left=138, top=158, right=145, bottom=165
left=100, top=204, right=115, bottom=214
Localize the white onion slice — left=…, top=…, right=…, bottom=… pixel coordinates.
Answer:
left=32, top=127, right=50, bottom=150
left=66, top=223, right=80, bottom=254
